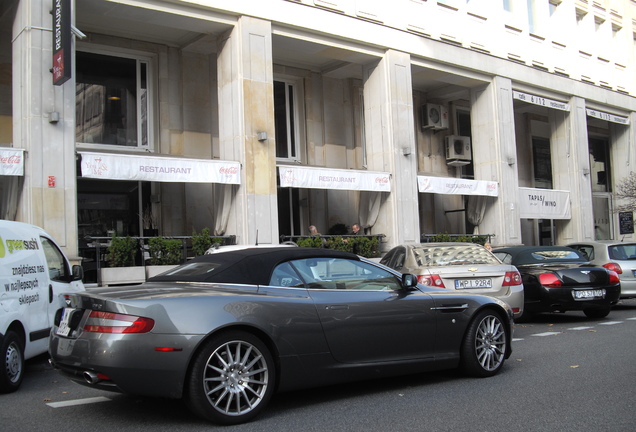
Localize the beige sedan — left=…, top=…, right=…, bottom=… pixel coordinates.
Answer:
left=381, top=242, right=524, bottom=319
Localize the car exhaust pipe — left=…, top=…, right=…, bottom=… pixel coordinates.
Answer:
left=84, top=371, right=101, bottom=384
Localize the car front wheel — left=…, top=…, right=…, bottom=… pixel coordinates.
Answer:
left=0, top=330, right=25, bottom=393
left=185, top=330, right=276, bottom=425
left=459, top=310, right=508, bottom=378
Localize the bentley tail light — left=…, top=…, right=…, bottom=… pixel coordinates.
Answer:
left=84, top=311, right=155, bottom=334
left=539, top=273, right=562, bottom=287
left=603, top=263, right=622, bottom=274
left=608, top=270, right=620, bottom=285
left=418, top=274, right=445, bottom=288
left=503, top=271, right=522, bottom=286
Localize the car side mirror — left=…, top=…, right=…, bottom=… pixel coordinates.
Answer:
left=401, top=273, right=418, bottom=289
left=72, top=264, right=84, bottom=282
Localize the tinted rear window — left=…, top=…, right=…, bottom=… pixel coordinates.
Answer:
left=515, top=249, right=588, bottom=265
left=608, top=244, right=636, bottom=261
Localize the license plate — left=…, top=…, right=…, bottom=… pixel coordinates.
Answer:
left=573, top=289, right=605, bottom=299
left=455, top=278, right=492, bottom=289
left=56, top=308, right=76, bottom=337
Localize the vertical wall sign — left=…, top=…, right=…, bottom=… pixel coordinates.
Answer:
left=52, top=0, right=71, bottom=85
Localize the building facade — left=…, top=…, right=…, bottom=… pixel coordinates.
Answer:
left=1, top=0, right=635, bottom=266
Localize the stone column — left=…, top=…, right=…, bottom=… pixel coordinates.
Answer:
left=363, top=49, right=419, bottom=250
left=470, top=76, right=522, bottom=246
left=609, top=112, right=636, bottom=241
left=12, top=0, right=79, bottom=259
left=217, top=16, right=278, bottom=244
left=551, top=96, right=595, bottom=243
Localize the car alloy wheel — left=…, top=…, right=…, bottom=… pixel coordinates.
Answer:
left=185, top=330, right=275, bottom=425
left=460, top=310, right=507, bottom=377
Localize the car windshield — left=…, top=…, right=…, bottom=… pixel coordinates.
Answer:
left=412, top=245, right=500, bottom=267
left=608, top=244, right=636, bottom=261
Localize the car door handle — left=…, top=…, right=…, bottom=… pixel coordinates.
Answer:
left=49, top=285, right=54, bottom=303
left=325, top=305, right=349, bottom=310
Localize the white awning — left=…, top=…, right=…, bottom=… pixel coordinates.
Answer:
left=519, top=187, right=571, bottom=219
left=79, top=152, right=240, bottom=184
left=417, top=175, right=499, bottom=197
left=279, top=165, right=391, bottom=192
left=0, top=149, right=25, bottom=176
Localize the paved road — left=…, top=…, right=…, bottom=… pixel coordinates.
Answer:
left=3, top=300, right=635, bottom=432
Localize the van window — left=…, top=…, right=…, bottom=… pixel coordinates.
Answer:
left=41, top=237, right=69, bottom=281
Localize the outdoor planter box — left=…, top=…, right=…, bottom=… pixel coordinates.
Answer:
left=100, top=266, right=146, bottom=287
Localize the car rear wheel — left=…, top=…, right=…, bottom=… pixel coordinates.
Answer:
left=0, top=330, right=25, bottom=393
left=583, top=307, right=611, bottom=319
left=184, top=330, right=276, bottom=425
left=459, top=310, right=508, bottom=377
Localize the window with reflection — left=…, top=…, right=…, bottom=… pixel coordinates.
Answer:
left=589, top=138, right=611, bottom=193
left=274, top=80, right=299, bottom=161
left=532, top=137, right=553, bottom=189
left=285, top=258, right=402, bottom=291
left=41, top=237, right=69, bottom=281
left=76, top=51, right=150, bottom=148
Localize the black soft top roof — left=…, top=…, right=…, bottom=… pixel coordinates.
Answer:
left=148, top=247, right=359, bottom=285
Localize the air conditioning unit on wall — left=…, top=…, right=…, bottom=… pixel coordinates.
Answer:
left=445, top=135, right=472, bottom=166
left=421, top=103, right=448, bottom=130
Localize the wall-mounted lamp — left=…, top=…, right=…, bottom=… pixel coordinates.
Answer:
left=507, top=157, right=516, bottom=166
left=402, top=147, right=412, bottom=156
left=257, top=132, right=268, bottom=142
left=582, top=168, right=590, bottom=176
left=49, top=112, right=60, bottom=124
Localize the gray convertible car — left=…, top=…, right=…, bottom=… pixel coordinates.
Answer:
left=49, top=247, right=513, bottom=425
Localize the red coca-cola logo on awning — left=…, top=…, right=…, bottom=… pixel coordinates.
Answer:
left=219, top=166, right=239, bottom=175
left=0, top=154, right=21, bottom=164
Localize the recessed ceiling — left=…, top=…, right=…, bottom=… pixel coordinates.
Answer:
left=75, top=1, right=477, bottom=97
left=76, top=0, right=232, bottom=49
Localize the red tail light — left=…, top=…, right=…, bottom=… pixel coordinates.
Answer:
left=84, top=311, right=155, bottom=334
left=603, top=263, right=622, bottom=274
left=417, top=274, right=445, bottom=288
left=503, top=271, right=522, bottom=286
left=608, top=270, right=620, bottom=285
left=539, top=272, right=562, bottom=287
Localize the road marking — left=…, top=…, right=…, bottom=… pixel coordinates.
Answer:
left=568, top=326, right=594, bottom=331
left=531, top=332, right=561, bottom=337
left=512, top=338, right=524, bottom=342
left=627, top=317, right=636, bottom=321
left=46, top=396, right=111, bottom=408
left=598, top=321, right=622, bottom=325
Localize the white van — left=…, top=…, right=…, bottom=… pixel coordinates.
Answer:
left=0, top=221, right=85, bottom=393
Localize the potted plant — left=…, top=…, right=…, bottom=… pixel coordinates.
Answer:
left=192, top=228, right=224, bottom=256
left=100, top=235, right=146, bottom=286
left=145, top=237, right=183, bottom=278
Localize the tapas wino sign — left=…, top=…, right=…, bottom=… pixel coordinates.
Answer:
left=52, top=0, right=71, bottom=85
